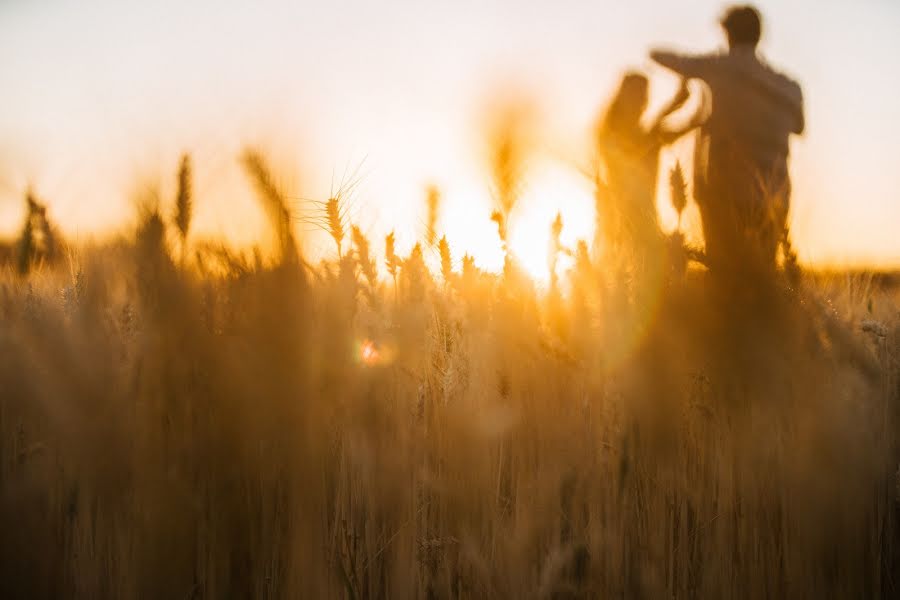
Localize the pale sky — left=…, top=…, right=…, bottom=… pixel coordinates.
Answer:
left=1, top=0, right=899, bottom=275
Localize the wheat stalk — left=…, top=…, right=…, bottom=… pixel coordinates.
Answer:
left=425, top=185, right=441, bottom=248
left=669, top=161, right=688, bottom=233
left=241, top=149, right=297, bottom=262
left=385, top=231, right=400, bottom=294
left=351, top=225, right=378, bottom=292
left=438, top=235, right=453, bottom=285
left=326, top=198, right=345, bottom=259
left=174, top=154, right=193, bottom=261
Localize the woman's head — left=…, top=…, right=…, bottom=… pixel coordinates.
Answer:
left=602, top=72, right=649, bottom=135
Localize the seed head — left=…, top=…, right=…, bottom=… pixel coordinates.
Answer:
left=438, top=235, right=453, bottom=284
left=385, top=231, right=401, bottom=279
left=174, top=154, right=193, bottom=243
left=326, top=197, right=345, bottom=258
left=669, top=161, right=688, bottom=228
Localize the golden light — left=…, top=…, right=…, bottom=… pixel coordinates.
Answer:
left=357, top=338, right=398, bottom=367
left=435, top=157, right=597, bottom=283
left=359, top=339, right=380, bottom=366
left=506, top=160, right=595, bottom=284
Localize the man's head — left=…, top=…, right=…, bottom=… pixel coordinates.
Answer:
left=721, top=5, right=762, bottom=49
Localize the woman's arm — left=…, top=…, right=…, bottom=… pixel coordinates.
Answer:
left=656, top=79, right=690, bottom=122
left=650, top=86, right=705, bottom=146
left=653, top=122, right=696, bottom=147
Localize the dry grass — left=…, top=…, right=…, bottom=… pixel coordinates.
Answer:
left=0, top=149, right=898, bottom=599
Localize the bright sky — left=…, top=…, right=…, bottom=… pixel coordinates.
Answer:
left=1, top=0, right=899, bottom=276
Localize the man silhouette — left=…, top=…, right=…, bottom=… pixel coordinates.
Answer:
left=650, top=5, right=804, bottom=272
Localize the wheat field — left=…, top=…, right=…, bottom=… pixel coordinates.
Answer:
left=0, top=147, right=898, bottom=599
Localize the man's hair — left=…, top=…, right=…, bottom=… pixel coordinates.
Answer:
left=721, top=5, right=762, bottom=47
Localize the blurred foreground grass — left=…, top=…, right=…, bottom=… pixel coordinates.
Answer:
left=0, top=155, right=898, bottom=599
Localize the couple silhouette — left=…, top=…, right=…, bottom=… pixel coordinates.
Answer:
left=599, top=5, right=804, bottom=277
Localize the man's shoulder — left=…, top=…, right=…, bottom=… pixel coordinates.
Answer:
left=758, top=56, right=802, bottom=93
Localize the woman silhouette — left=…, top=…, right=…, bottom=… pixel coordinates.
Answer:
left=598, top=73, right=695, bottom=247
left=598, top=72, right=697, bottom=271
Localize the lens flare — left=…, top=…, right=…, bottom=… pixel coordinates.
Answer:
left=356, top=338, right=395, bottom=367
left=360, top=339, right=379, bottom=366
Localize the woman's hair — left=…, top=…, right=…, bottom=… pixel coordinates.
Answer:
left=601, top=72, right=649, bottom=137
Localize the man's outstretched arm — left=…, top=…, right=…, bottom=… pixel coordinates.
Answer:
left=650, top=50, right=713, bottom=80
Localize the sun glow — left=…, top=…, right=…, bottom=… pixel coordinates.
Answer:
left=506, top=161, right=595, bottom=284
left=435, top=159, right=596, bottom=284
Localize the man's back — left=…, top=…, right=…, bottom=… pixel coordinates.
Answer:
left=649, top=6, right=805, bottom=271
left=651, top=46, right=804, bottom=172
